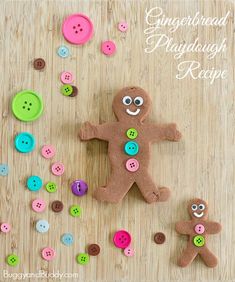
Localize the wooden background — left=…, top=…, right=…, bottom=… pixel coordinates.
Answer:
left=0, top=0, right=234, bottom=281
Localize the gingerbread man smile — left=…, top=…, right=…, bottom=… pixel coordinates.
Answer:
left=79, top=86, right=181, bottom=204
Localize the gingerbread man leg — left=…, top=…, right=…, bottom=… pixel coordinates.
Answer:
left=135, top=172, right=170, bottom=204
left=93, top=170, right=134, bottom=203
left=199, top=247, right=218, bottom=268
left=178, top=244, right=198, bottom=267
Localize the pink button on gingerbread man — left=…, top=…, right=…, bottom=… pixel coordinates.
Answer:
left=79, top=87, right=181, bottom=204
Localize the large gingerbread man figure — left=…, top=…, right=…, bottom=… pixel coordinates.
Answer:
left=79, top=86, right=181, bottom=204
left=175, top=198, right=222, bottom=267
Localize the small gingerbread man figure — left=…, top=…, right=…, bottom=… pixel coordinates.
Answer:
left=79, top=86, right=181, bottom=204
left=175, top=198, right=222, bottom=267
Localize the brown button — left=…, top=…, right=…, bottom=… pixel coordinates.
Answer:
left=69, top=86, right=78, bottom=97
left=33, top=58, right=45, bottom=70
left=87, top=244, right=100, bottom=256
left=51, top=200, right=63, bottom=212
left=154, top=232, right=166, bottom=244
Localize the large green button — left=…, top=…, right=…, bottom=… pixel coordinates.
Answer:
left=76, top=253, right=89, bottom=265
left=126, top=128, right=138, bottom=139
left=7, top=254, right=19, bottom=266
left=193, top=235, right=205, bottom=247
left=12, top=90, right=43, bottom=122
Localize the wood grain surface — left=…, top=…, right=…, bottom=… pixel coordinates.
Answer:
left=0, top=0, right=234, bottom=281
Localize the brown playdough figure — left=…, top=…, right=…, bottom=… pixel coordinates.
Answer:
left=79, top=86, right=181, bottom=204
left=175, top=198, right=222, bottom=267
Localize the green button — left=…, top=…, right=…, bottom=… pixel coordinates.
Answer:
left=12, top=90, right=43, bottom=122
left=126, top=128, right=138, bottom=139
left=193, top=235, right=205, bottom=247
left=45, top=182, right=57, bottom=193
left=61, top=84, right=73, bottom=96
left=70, top=205, right=81, bottom=217
left=7, top=254, right=19, bottom=266
left=76, top=253, right=89, bottom=265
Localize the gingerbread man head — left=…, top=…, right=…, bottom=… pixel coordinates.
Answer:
left=112, top=86, right=152, bottom=122
left=187, top=198, right=209, bottom=220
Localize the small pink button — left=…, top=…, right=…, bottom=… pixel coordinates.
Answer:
left=60, top=71, right=73, bottom=84
left=118, top=21, right=128, bottom=32
left=62, top=13, right=94, bottom=45
left=101, top=40, right=116, bottom=56
left=32, top=199, right=46, bottom=213
left=41, top=145, right=55, bottom=159
left=124, top=247, right=134, bottom=257
left=113, top=230, right=131, bottom=249
left=0, top=223, right=11, bottom=233
left=125, top=158, right=139, bottom=172
left=194, top=224, right=205, bottom=234
left=41, top=247, right=56, bottom=261
left=51, top=162, right=65, bottom=176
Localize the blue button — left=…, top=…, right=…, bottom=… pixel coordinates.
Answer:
left=57, top=45, right=70, bottom=58
left=14, top=132, right=35, bottom=153
left=61, top=233, right=74, bottom=246
left=124, top=141, right=139, bottom=156
left=0, top=164, right=9, bottom=176
left=27, top=175, right=43, bottom=191
left=36, top=219, right=49, bottom=233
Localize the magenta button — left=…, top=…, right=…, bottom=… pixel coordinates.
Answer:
left=101, top=40, right=116, bottom=56
left=194, top=224, right=205, bottom=234
left=113, top=230, right=131, bottom=249
left=125, top=158, right=139, bottom=172
left=62, top=13, right=94, bottom=45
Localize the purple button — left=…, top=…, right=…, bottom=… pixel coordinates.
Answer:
left=71, top=179, right=88, bottom=196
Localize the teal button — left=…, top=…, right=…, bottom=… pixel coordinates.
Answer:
left=14, top=132, right=35, bottom=153
left=124, top=141, right=139, bottom=156
left=27, top=175, right=43, bottom=191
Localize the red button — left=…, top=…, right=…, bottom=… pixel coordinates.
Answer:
left=113, top=230, right=131, bottom=249
left=101, top=40, right=116, bottom=56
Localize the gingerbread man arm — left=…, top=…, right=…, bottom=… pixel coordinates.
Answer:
left=175, top=221, right=192, bottom=235
left=205, top=222, right=222, bottom=234
left=79, top=121, right=116, bottom=141
left=145, top=123, right=182, bottom=142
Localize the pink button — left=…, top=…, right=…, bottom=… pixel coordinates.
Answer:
left=101, top=40, right=116, bottom=56
left=194, top=224, right=205, bottom=234
left=41, top=145, right=55, bottom=159
left=113, top=230, right=131, bottom=249
left=124, top=247, right=134, bottom=257
left=60, top=71, right=73, bottom=84
left=0, top=223, right=11, bottom=233
left=41, top=247, right=56, bottom=261
left=32, top=199, right=46, bottom=213
left=51, top=162, right=65, bottom=176
left=125, top=158, right=139, bottom=172
left=118, top=21, right=128, bottom=32
left=62, top=13, right=94, bottom=45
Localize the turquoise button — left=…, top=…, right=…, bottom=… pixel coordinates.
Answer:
left=27, top=175, right=43, bottom=191
left=14, top=132, right=35, bottom=153
left=124, top=141, right=139, bottom=156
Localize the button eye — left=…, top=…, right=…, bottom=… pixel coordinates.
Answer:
left=198, top=204, right=205, bottom=210
left=122, top=96, right=132, bottom=106
left=191, top=204, right=197, bottom=211
left=134, top=96, right=144, bottom=106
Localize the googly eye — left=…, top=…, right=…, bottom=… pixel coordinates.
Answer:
left=134, top=96, right=144, bottom=106
left=198, top=204, right=205, bottom=210
left=122, top=96, right=132, bottom=106
left=191, top=204, right=197, bottom=211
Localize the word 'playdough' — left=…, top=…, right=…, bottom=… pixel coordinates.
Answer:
left=175, top=198, right=221, bottom=267
left=79, top=87, right=181, bottom=204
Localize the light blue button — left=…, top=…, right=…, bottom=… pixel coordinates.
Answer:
left=61, top=233, right=74, bottom=246
left=124, top=141, right=139, bottom=156
left=0, top=164, right=9, bottom=176
left=27, top=176, right=43, bottom=191
left=57, top=45, right=70, bottom=58
left=36, top=219, right=49, bottom=233
left=14, top=132, right=35, bottom=153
